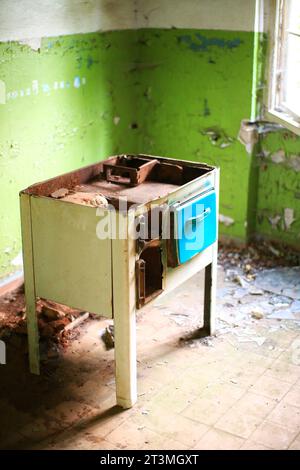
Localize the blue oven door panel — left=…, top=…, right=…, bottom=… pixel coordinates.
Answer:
left=173, top=190, right=217, bottom=265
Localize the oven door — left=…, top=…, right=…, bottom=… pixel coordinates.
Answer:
left=169, top=190, right=217, bottom=266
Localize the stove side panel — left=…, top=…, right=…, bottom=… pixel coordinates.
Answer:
left=30, top=197, right=113, bottom=317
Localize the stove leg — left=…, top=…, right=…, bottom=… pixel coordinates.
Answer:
left=203, top=244, right=217, bottom=336
left=20, top=193, right=40, bottom=374
left=114, top=308, right=137, bottom=409
left=112, top=212, right=137, bottom=408
left=26, top=294, right=40, bottom=375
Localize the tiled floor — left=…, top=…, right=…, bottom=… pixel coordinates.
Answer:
left=0, top=266, right=299, bottom=450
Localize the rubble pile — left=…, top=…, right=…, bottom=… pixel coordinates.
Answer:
left=218, top=240, right=300, bottom=272
left=216, top=241, right=300, bottom=346
left=0, top=287, right=90, bottom=361
left=158, top=241, right=300, bottom=349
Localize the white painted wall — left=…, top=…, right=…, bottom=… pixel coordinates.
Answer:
left=0, top=0, right=135, bottom=41
left=0, top=0, right=256, bottom=42
left=137, top=0, right=257, bottom=32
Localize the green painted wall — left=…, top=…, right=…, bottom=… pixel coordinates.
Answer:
left=0, top=28, right=255, bottom=279
left=0, top=32, right=139, bottom=278
left=256, top=131, right=300, bottom=247
left=251, top=27, right=300, bottom=250
left=131, top=29, right=255, bottom=241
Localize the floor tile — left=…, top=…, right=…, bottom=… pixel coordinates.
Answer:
left=240, top=440, right=271, bottom=450
left=267, top=401, right=300, bottom=432
left=194, top=428, right=244, bottom=450
left=265, top=359, right=300, bottom=384
left=282, top=385, right=300, bottom=407
left=250, top=375, right=292, bottom=401
left=215, top=409, right=262, bottom=439
left=250, top=421, right=298, bottom=450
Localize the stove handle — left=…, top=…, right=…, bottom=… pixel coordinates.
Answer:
left=185, top=207, right=211, bottom=226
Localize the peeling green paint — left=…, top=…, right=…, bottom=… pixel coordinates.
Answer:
left=0, top=32, right=139, bottom=278
left=256, top=130, right=300, bottom=247
left=201, top=127, right=234, bottom=148
left=251, top=31, right=267, bottom=121
left=178, top=33, right=243, bottom=52
left=133, top=29, right=255, bottom=242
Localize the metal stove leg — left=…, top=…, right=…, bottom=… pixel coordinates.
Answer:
left=203, top=243, right=217, bottom=336
left=26, top=293, right=40, bottom=375
left=114, top=308, right=137, bottom=409
left=113, top=211, right=137, bottom=409
left=20, top=193, right=40, bottom=374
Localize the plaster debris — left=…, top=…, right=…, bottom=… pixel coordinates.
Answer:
left=291, top=300, right=300, bottom=313
left=61, top=191, right=108, bottom=208
left=101, top=324, right=114, bottom=350
left=233, top=287, right=249, bottom=299
left=270, top=149, right=285, bottom=164
left=51, top=188, right=69, bottom=199
left=268, top=310, right=300, bottom=321
left=42, top=305, right=63, bottom=321
left=216, top=243, right=300, bottom=333
left=249, top=287, right=264, bottom=295
left=90, top=194, right=109, bottom=208
left=269, top=215, right=281, bottom=229
left=269, top=294, right=291, bottom=308
left=202, top=128, right=234, bottom=149
left=251, top=308, right=264, bottom=320
left=267, top=244, right=281, bottom=257
left=220, top=142, right=231, bottom=149
left=233, top=275, right=249, bottom=288
left=0, top=289, right=90, bottom=357
left=64, top=312, right=89, bottom=331
left=254, top=267, right=300, bottom=300
left=219, top=214, right=234, bottom=226
left=225, top=268, right=243, bottom=282
left=238, top=119, right=259, bottom=153
left=284, top=208, right=295, bottom=230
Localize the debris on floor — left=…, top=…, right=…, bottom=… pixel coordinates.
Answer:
left=0, top=241, right=300, bottom=450
left=101, top=324, right=115, bottom=350
left=151, top=241, right=300, bottom=349
left=218, top=240, right=300, bottom=271
left=215, top=242, right=300, bottom=346
left=0, top=286, right=94, bottom=362
left=254, top=267, right=300, bottom=300
left=1, top=241, right=299, bottom=358
left=251, top=308, right=264, bottom=320
left=64, top=312, right=90, bottom=331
